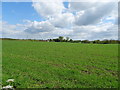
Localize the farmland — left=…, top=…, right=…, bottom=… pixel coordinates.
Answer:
left=2, top=40, right=118, bottom=88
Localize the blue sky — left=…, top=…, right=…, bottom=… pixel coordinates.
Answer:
left=2, top=2, right=69, bottom=24
left=1, top=1, right=118, bottom=40
left=2, top=2, right=43, bottom=24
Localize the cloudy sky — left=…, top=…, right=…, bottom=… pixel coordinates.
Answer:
left=1, top=0, right=118, bottom=40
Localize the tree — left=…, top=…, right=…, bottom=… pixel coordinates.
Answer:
left=49, top=39, right=53, bottom=42
left=93, top=40, right=100, bottom=44
left=69, top=39, right=73, bottom=42
left=82, top=40, right=90, bottom=43
left=53, top=38, right=60, bottom=42
left=58, top=36, right=64, bottom=42
left=66, top=37, right=69, bottom=42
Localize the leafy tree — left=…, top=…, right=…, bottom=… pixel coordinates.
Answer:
left=53, top=39, right=60, bottom=42
left=66, top=37, right=69, bottom=42
left=93, top=40, right=100, bottom=44
left=69, top=39, right=73, bottom=42
left=58, top=36, right=64, bottom=42
left=81, top=40, right=90, bottom=43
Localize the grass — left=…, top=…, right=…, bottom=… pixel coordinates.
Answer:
left=2, top=40, right=118, bottom=88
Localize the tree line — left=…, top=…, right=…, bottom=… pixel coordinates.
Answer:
left=48, top=36, right=120, bottom=44
left=1, top=37, right=120, bottom=44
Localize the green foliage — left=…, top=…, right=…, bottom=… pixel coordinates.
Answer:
left=2, top=40, right=118, bottom=88
left=69, top=39, right=73, bottom=42
left=58, top=36, right=64, bottom=42
left=66, top=37, right=69, bottom=42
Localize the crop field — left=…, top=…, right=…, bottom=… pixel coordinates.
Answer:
left=2, top=40, right=118, bottom=88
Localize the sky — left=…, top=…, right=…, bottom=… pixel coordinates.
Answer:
left=1, top=0, right=118, bottom=40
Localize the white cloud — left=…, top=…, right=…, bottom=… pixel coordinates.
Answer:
left=23, top=20, right=73, bottom=39
left=2, top=19, right=118, bottom=40
left=32, top=0, right=65, bottom=18
left=70, top=23, right=118, bottom=40
left=49, top=13, right=75, bottom=28
left=73, top=2, right=116, bottom=26
left=2, top=22, right=22, bottom=35
left=24, top=21, right=55, bottom=33
left=69, top=2, right=97, bottom=11
left=2, top=1, right=118, bottom=40
left=1, top=21, right=28, bottom=39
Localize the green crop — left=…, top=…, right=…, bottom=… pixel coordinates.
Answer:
left=2, top=40, right=118, bottom=88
